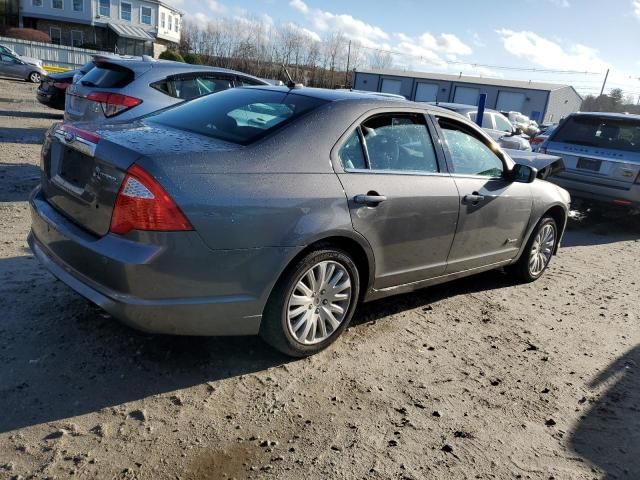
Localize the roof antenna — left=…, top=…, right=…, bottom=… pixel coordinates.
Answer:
left=282, top=65, right=303, bottom=89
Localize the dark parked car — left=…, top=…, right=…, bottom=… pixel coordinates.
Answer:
left=37, top=60, right=95, bottom=110
left=542, top=112, right=640, bottom=210
left=65, top=56, right=269, bottom=123
left=30, top=87, right=570, bottom=357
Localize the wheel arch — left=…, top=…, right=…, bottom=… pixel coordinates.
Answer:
left=543, top=204, right=568, bottom=254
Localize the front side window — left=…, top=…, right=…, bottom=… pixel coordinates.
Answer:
left=52, top=0, right=63, bottom=9
left=141, top=6, right=152, bottom=25
left=120, top=1, right=131, bottom=21
left=1, top=54, right=20, bottom=64
left=99, top=0, right=110, bottom=16
left=360, top=114, right=439, bottom=172
left=493, top=114, right=514, bottom=133
left=439, top=118, right=504, bottom=177
left=339, top=131, right=367, bottom=169
left=72, top=0, right=82, bottom=11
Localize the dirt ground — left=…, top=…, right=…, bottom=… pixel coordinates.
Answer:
left=0, top=77, right=638, bottom=480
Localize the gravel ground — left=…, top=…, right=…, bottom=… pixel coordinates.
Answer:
left=0, top=77, right=639, bottom=480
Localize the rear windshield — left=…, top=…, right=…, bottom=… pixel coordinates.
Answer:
left=80, top=63, right=134, bottom=88
left=553, top=116, right=640, bottom=153
left=148, top=88, right=328, bottom=145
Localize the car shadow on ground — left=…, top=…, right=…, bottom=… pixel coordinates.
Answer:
left=568, top=345, right=640, bottom=479
left=0, top=110, right=63, bottom=120
left=0, top=127, right=48, bottom=144
left=0, top=162, right=40, bottom=202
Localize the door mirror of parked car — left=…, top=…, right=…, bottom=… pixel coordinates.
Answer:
left=510, top=164, right=537, bottom=183
left=511, top=126, right=523, bottom=136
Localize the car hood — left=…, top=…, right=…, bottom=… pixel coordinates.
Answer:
left=504, top=149, right=565, bottom=179
left=21, top=56, right=42, bottom=67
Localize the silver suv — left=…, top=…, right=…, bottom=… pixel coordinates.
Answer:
left=543, top=112, right=640, bottom=210
left=65, top=56, right=269, bottom=123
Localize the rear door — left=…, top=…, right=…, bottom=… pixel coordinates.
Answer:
left=433, top=115, right=533, bottom=273
left=335, top=111, right=460, bottom=289
left=546, top=115, right=640, bottom=190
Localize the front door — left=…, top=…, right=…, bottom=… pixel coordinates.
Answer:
left=434, top=115, right=533, bottom=273
left=335, top=112, right=460, bottom=289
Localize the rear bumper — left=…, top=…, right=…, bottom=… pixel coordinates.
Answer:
left=550, top=175, right=640, bottom=208
left=36, top=89, right=64, bottom=109
left=28, top=187, right=300, bottom=336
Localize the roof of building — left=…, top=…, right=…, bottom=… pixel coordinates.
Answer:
left=355, top=68, right=580, bottom=93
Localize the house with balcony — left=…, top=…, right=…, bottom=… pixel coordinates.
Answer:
left=20, top=0, right=182, bottom=56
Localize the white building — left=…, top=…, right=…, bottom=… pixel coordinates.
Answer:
left=20, top=0, right=182, bottom=56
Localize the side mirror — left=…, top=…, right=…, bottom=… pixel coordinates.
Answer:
left=513, top=127, right=523, bottom=136
left=511, top=164, right=537, bottom=183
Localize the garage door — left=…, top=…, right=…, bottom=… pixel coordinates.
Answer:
left=496, top=91, right=525, bottom=112
left=414, top=82, right=438, bottom=102
left=381, top=78, right=402, bottom=95
left=453, top=86, right=480, bottom=105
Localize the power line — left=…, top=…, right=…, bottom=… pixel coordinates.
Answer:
left=356, top=44, right=604, bottom=75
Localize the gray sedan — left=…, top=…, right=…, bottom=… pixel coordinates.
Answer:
left=29, top=87, right=570, bottom=357
left=0, top=52, right=47, bottom=83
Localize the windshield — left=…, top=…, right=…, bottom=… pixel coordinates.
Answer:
left=552, top=115, right=640, bottom=152
left=148, top=88, right=328, bottom=145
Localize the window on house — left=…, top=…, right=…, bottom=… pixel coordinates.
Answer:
left=50, top=27, right=62, bottom=44
left=120, top=1, right=132, bottom=21
left=160, top=12, right=165, bottom=28
left=168, top=15, right=173, bottom=31
left=140, top=6, right=152, bottom=25
left=174, top=16, right=179, bottom=32
left=71, top=30, right=83, bottom=47
left=99, top=0, right=110, bottom=16
left=52, top=0, right=63, bottom=9
left=32, top=0, right=43, bottom=7
left=72, top=0, right=83, bottom=11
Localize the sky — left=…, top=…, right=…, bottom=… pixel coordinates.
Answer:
left=165, top=0, right=640, bottom=100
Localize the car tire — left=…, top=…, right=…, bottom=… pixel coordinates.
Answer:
left=260, top=248, right=360, bottom=357
left=509, top=216, right=558, bottom=283
left=28, top=72, right=41, bottom=83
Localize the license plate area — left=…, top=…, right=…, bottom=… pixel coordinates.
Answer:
left=576, top=157, right=602, bottom=172
left=58, top=146, right=93, bottom=189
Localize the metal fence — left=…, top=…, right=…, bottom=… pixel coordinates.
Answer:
left=0, top=36, right=112, bottom=69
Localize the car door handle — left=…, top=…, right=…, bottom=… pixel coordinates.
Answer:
left=463, top=193, right=485, bottom=204
left=354, top=194, right=387, bottom=206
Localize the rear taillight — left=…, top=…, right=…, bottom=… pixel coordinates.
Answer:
left=110, top=164, right=193, bottom=235
left=53, top=81, right=70, bottom=90
left=86, top=91, right=142, bottom=118
left=530, top=137, right=544, bottom=145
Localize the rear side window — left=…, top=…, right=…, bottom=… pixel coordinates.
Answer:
left=152, top=74, right=234, bottom=100
left=552, top=116, right=640, bottom=153
left=80, top=64, right=134, bottom=88
left=339, top=131, right=367, bottom=169
left=148, top=88, right=327, bottom=145
left=236, top=76, right=266, bottom=87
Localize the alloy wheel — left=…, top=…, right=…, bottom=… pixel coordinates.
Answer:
left=30, top=72, right=41, bottom=83
left=529, top=223, right=556, bottom=276
left=286, top=260, right=352, bottom=345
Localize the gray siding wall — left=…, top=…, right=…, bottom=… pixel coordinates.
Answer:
left=354, top=72, right=561, bottom=122
left=0, top=35, right=109, bottom=67
left=545, top=86, right=582, bottom=123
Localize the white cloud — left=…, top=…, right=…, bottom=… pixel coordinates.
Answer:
left=496, top=29, right=609, bottom=72
left=285, top=22, right=322, bottom=42
left=289, top=0, right=309, bottom=14
left=208, top=0, right=226, bottom=14
left=634, top=0, right=640, bottom=18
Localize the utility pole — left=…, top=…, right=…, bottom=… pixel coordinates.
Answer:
left=345, top=40, right=351, bottom=87
left=599, top=68, right=610, bottom=96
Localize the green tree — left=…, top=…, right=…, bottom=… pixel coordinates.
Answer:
left=183, top=53, right=203, bottom=64
left=159, top=49, right=185, bottom=62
